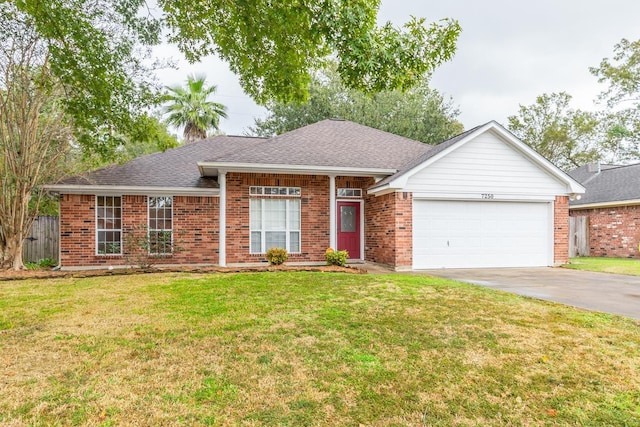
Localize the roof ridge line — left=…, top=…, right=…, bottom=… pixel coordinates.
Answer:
left=265, top=119, right=429, bottom=148
left=602, top=162, right=640, bottom=171
left=218, top=134, right=268, bottom=139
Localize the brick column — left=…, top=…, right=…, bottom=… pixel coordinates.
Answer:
left=394, top=192, right=413, bottom=269
left=364, top=191, right=413, bottom=270
left=554, top=195, right=569, bottom=265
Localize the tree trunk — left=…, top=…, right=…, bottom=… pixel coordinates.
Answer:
left=1, top=233, right=25, bottom=270
left=0, top=43, right=70, bottom=272
left=183, top=123, right=207, bottom=143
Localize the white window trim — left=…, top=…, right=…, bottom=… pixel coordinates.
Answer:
left=148, top=196, right=174, bottom=255
left=249, top=186, right=301, bottom=197
left=95, top=195, right=122, bottom=256
left=337, top=188, right=362, bottom=198
left=250, top=198, right=301, bottom=254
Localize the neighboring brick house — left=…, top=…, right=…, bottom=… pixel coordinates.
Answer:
left=45, top=120, right=584, bottom=270
left=568, top=163, right=640, bottom=259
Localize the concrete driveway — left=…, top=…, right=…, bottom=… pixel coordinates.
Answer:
left=419, top=267, right=640, bottom=320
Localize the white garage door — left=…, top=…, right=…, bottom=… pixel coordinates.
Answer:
left=413, top=200, right=551, bottom=269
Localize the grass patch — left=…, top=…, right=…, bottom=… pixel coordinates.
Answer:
left=0, top=272, right=639, bottom=425
left=564, top=256, right=640, bottom=275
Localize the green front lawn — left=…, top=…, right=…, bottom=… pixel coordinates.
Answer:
left=1, top=272, right=639, bottom=426
left=564, top=257, right=640, bottom=276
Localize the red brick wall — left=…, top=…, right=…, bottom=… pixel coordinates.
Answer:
left=364, top=191, right=412, bottom=268
left=60, top=194, right=98, bottom=267
left=554, top=196, right=569, bottom=264
left=225, top=173, right=330, bottom=263
left=59, top=175, right=417, bottom=268
left=364, top=193, right=395, bottom=266
left=59, top=194, right=218, bottom=268
left=173, top=196, right=219, bottom=264
left=335, top=176, right=374, bottom=190
left=394, top=192, right=413, bottom=267
left=570, top=205, right=640, bottom=259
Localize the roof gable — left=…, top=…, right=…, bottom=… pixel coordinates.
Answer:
left=370, top=121, right=585, bottom=195
left=402, top=127, right=571, bottom=197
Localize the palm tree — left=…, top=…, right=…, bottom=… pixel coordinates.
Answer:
left=163, top=75, right=227, bottom=143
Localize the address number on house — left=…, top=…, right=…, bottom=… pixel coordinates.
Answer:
left=481, top=193, right=495, bottom=199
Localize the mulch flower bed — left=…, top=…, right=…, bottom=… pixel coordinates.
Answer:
left=0, top=264, right=365, bottom=281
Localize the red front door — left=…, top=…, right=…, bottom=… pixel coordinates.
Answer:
left=337, top=201, right=361, bottom=259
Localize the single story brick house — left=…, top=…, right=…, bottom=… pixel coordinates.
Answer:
left=44, top=119, right=584, bottom=270
left=568, top=162, right=640, bottom=259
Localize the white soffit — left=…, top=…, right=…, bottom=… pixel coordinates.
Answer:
left=197, top=162, right=396, bottom=178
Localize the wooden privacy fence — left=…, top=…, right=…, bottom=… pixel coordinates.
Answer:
left=569, top=216, right=589, bottom=258
left=23, top=216, right=59, bottom=263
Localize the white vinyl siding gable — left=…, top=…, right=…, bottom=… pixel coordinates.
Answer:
left=404, top=131, right=567, bottom=198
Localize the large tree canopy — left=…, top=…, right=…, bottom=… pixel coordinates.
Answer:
left=591, top=38, right=640, bottom=108
left=160, top=0, right=461, bottom=103
left=4, top=0, right=162, bottom=159
left=250, top=66, right=463, bottom=144
left=4, top=0, right=462, bottom=154
left=507, top=93, right=601, bottom=171
left=0, top=2, right=174, bottom=269
left=590, top=38, right=640, bottom=161
left=7, top=0, right=461, bottom=149
left=507, top=38, right=640, bottom=170
left=0, top=14, right=73, bottom=269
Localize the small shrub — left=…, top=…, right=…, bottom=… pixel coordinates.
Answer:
left=325, top=248, right=348, bottom=267
left=37, top=258, right=57, bottom=268
left=23, top=258, right=58, bottom=270
left=24, top=262, right=39, bottom=270
left=266, top=247, right=288, bottom=265
left=123, top=224, right=184, bottom=269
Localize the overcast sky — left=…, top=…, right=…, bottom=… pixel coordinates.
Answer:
left=154, top=0, right=640, bottom=136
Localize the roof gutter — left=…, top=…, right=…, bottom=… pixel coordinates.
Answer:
left=569, top=199, right=640, bottom=210
left=42, top=184, right=220, bottom=197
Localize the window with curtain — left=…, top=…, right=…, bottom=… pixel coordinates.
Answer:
left=250, top=197, right=301, bottom=254
left=148, top=196, right=173, bottom=255
left=96, top=196, right=122, bottom=254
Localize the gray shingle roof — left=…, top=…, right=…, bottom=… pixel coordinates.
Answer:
left=567, top=163, right=619, bottom=184
left=55, top=135, right=265, bottom=188
left=205, top=119, right=431, bottom=170
left=568, top=163, right=640, bottom=206
left=52, top=120, right=493, bottom=191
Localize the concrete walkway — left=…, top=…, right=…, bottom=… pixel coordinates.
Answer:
left=417, top=267, right=640, bottom=320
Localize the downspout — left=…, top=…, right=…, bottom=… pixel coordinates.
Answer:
left=329, top=175, right=336, bottom=249
left=218, top=171, right=226, bottom=267
left=53, top=192, right=62, bottom=271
